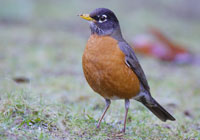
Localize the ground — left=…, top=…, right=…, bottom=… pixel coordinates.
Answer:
left=0, top=0, right=200, bottom=140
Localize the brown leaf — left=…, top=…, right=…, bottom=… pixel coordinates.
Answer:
left=13, top=77, right=30, bottom=83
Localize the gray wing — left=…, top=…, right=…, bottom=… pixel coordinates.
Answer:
left=118, top=41, right=176, bottom=122
left=118, top=41, right=150, bottom=92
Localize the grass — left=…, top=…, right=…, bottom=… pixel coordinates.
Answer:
left=0, top=0, right=200, bottom=139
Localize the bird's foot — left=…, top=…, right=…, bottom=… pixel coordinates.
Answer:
left=96, top=123, right=100, bottom=129
left=120, top=128, right=126, bottom=133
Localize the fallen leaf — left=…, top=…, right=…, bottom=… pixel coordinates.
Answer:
left=13, top=77, right=30, bottom=83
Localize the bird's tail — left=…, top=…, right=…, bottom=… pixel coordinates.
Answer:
left=139, top=96, right=175, bottom=122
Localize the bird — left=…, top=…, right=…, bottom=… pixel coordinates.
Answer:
left=79, top=8, right=175, bottom=133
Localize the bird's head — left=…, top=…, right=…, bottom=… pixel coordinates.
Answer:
left=79, top=8, right=122, bottom=37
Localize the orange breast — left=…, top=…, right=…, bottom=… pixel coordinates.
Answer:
left=82, top=34, right=140, bottom=99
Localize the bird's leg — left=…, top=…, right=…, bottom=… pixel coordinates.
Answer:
left=97, top=99, right=111, bottom=128
left=122, top=99, right=130, bottom=133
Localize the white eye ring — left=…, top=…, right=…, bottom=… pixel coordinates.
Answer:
left=99, top=14, right=107, bottom=23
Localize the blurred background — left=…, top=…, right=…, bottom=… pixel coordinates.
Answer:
left=0, top=0, right=200, bottom=139
left=0, top=0, right=200, bottom=77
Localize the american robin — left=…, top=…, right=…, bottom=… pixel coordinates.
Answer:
left=79, top=8, right=175, bottom=133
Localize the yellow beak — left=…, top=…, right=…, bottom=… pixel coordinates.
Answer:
left=79, top=14, right=95, bottom=21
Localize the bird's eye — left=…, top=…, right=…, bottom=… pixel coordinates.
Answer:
left=99, top=15, right=107, bottom=23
